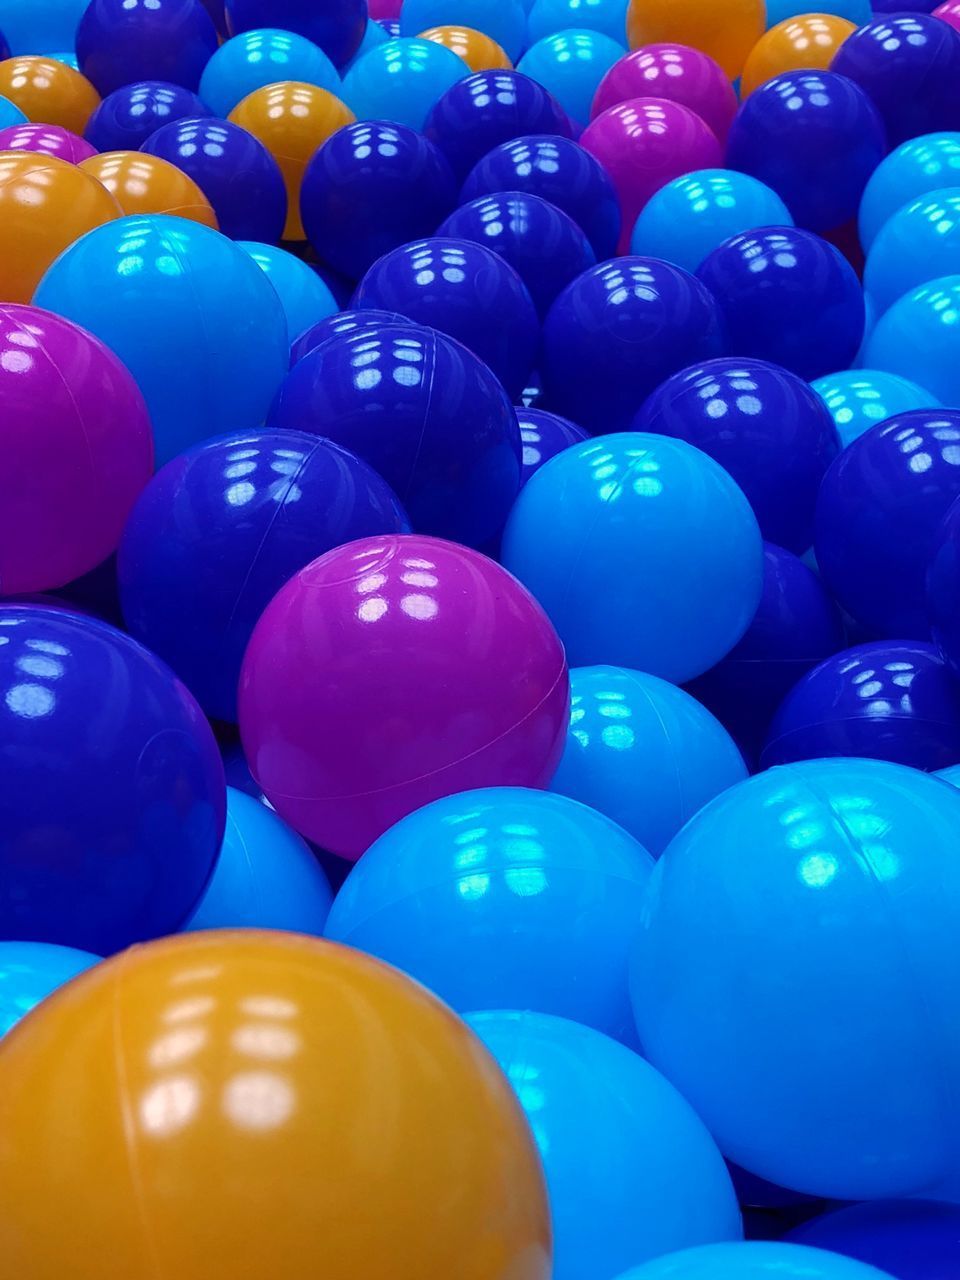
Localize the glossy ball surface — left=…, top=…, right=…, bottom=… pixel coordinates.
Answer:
left=789, top=1199, right=960, bottom=1280
left=418, top=25, right=512, bottom=73
left=741, top=14, right=856, bottom=96
left=592, top=43, right=736, bottom=142
left=80, top=150, right=218, bottom=226
left=528, top=0, right=630, bottom=45
left=864, top=275, right=960, bottom=407
left=200, top=28, right=340, bottom=117
left=0, top=122, right=95, bottom=162
left=289, top=306, right=416, bottom=364
left=517, top=407, right=589, bottom=486
left=928, top=493, right=960, bottom=677
left=0, top=54, right=99, bottom=131
left=343, top=36, right=466, bottom=132
left=224, top=0, right=367, bottom=67
left=618, top=1242, right=898, bottom=1280
left=400, top=0, right=526, bottom=62
left=813, top=369, right=941, bottom=448
left=0, top=943, right=98, bottom=1038
left=866, top=189, right=960, bottom=314
left=0, top=0, right=89, bottom=55
left=860, top=133, right=960, bottom=251
left=77, top=0, right=217, bottom=96
left=237, top=242, right=337, bottom=345
left=84, top=80, right=211, bottom=152
left=936, top=0, right=960, bottom=32
left=626, top=0, right=764, bottom=78
left=0, top=92, right=24, bottom=127
left=518, top=30, right=624, bottom=130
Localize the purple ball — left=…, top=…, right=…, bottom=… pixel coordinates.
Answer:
left=84, top=81, right=212, bottom=152
left=224, top=0, right=367, bottom=68
left=77, top=0, right=218, bottom=96
left=290, top=308, right=417, bottom=365
left=517, top=408, right=589, bottom=487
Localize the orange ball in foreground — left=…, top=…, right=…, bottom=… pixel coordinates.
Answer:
left=0, top=56, right=100, bottom=133
left=0, top=931, right=551, bottom=1280
left=80, top=151, right=219, bottom=228
left=0, top=152, right=121, bottom=302
left=740, top=13, right=857, bottom=96
left=419, top=25, right=513, bottom=71
left=229, top=81, right=354, bottom=240
left=627, top=0, right=765, bottom=78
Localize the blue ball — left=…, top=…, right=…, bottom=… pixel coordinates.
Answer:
left=438, top=191, right=596, bottom=319
left=632, top=756, right=960, bottom=1200
left=541, top=257, right=726, bottom=434
left=814, top=409, right=960, bottom=636
left=237, top=241, right=338, bottom=348
left=517, top=406, right=588, bottom=486
left=864, top=275, right=960, bottom=407
left=84, top=81, right=212, bottom=152
left=527, top=0, right=629, bottom=45
left=0, top=942, right=99, bottom=1038
left=399, top=0, right=527, bottom=62
left=300, top=120, right=457, bottom=282
left=859, top=133, right=960, bottom=251
left=0, top=606, right=225, bottom=955
left=617, top=1242, right=898, bottom=1280
left=697, top=227, right=865, bottom=381
left=343, top=15, right=388, bottom=72
left=467, top=1011, right=742, bottom=1280
left=352, top=237, right=539, bottom=399
left=460, top=133, right=621, bottom=261
left=550, top=665, right=747, bottom=856
left=0, top=0, right=88, bottom=55
left=341, top=37, right=466, bottom=132
left=517, top=30, right=624, bottom=130
left=118, top=430, right=409, bottom=721
left=865, top=189, right=960, bottom=314
left=501, top=433, right=763, bottom=681
left=77, top=0, right=218, bottom=96
left=199, top=28, right=341, bottom=117
left=45, top=51, right=79, bottom=70
left=813, top=368, right=941, bottom=448
left=0, top=93, right=26, bottom=129
left=34, top=214, right=289, bottom=468
left=223, top=0, right=367, bottom=69
left=185, top=788, right=334, bottom=933
left=290, top=307, right=416, bottom=365
left=928, top=494, right=960, bottom=679
left=325, top=788, right=655, bottom=1041
left=636, top=357, right=840, bottom=553
left=789, top=1199, right=960, bottom=1280
left=765, top=0, right=870, bottom=20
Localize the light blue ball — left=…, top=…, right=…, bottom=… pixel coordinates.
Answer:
left=199, top=28, right=341, bottom=118
left=325, top=787, right=654, bottom=1043
left=238, top=240, right=338, bottom=347
left=343, top=14, right=388, bottom=73
left=399, top=0, right=527, bottom=62
left=0, top=941, right=98, bottom=1038
left=341, top=37, right=466, bottom=131
left=0, top=93, right=27, bottom=128
left=764, top=0, right=871, bottom=27
left=501, top=433, right=764, bottom=684
left=938, top=764, right=960, bottom=788
left=865, top=188, right=960, bottom=314
left=185, top=788, right=333, bottom=934
left=517, top=29, right=623, bottom=129
left=616, top=1241, right=897, bottom=1280
left=527, top=0, right=629, bottom=46
left=550, top=665, right=746, bottom=857
left=812, top=368, right=941, bottom=448
left=860, top=133, right=960, bottom=252
left=0, top=0, right=87, bottom=54
left=864, top=274, right=960, bottom=409
left=34, top=214, right=289, bottom=467
left=631, top=169, right=793, bottom=275
left=45, top=50, right=79, bottom=70
left=467, top=1010, right=742, bottom=1280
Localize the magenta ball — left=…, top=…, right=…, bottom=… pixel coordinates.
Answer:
left=580, top=97, right=722, bottom=252
left=592, top=45, right=738, bottom=143
left=0, top=305, right=154, bottom=595
left=0, top=123, right=97, bottom=163
left=238, top=534, right=570, bottom=860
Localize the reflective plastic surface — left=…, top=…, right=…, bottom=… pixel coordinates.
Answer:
left=865, top=190, right=960, bottom=314
left=517, top=407, right=589, bottom=486
left=927, top=493, right=960, bottom=678
left=626, top=0, right=764, bottom=78
left=0, top=942, right=98, bottom=1038
left=400, top=0, right=527, bottom=62
left=741, top=14, right=856, bottom=96
left=865, top=275, right=960, bottom=408
left=632, top=757, right=960, bottom=1200
left=84, top=80, right=211, bottom=153
left=0, top=0, right=88, bottom=55
left=237, top=241, right=337, bottom=347
left=766, top=0, right=870, bottom=21
left=342, top=36, right=466, bottom=132
left=224, top=0, right=367, bottom=68
left=517, top=29, right=624, bottom=130
left=0, top=54, right=99, bottom=132
left=418, top=24, right=512, bottom=72
left=936, top=0, right=960, bottom=32
left=0, top=92, right=24, bottom=128
left=618, top=1242, right=897, bottom=1280
left=0, top=122, right=95, bottom=163
left=80, top=150, right=218, bottom=226
left=200, top=27, right=340, bottom=117
left=290, top=306, right=416, bottom=364
left=813, top=369, right=941, bottom=449
left=592, top=43, right=737, bottom=142
left=789, top=1200, right=960, bottom=1280
left=326, top=787, right=653, bottom=1039
left=239, top=535, right=569, bottom=859
left=528, top=0, right=630, bottom=46
left=77, top=0, right=217, bottom=96
left=0, top=931, right=551, bottom=1280
left=860, top=133, right=960, bottom=252
left=119, top=430, right=409, bottom=721
left=0, top=606, right=225, bottom=954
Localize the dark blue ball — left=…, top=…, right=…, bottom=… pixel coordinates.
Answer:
left=84, top=80, right=212, bottom=152
left=697, top=226, right=864, bottom=381
left=291, top=308, right=417, bottom=365
left=0, top=27, right=11, bottom=61
left=199, top=0, right=227, bottom=35
left=929, top=494, right=960, bottom=679
left=517, top=407, right=589, bottom=487
left=789, top=1199, right=960, bottom=1280
left=77, top=0, right=218, bottom=96
left=224, top=0, right=367, bottom=68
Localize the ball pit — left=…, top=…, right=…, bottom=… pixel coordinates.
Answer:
left=84, top=80, right=211, bottom=152
left=343, top=35, right=466, bottom=132
left=591, top=44, right=736, bottom=141
left=418, top=25, right=512, bottom=72
left=859, top=132, right=960, bottom=251
left=865, top=189, right=960, bottom=313
left=199, top=28, right=340, bottom=117
left=741, top=15, right=856, bottom=96
left=626, top=0, right=764, bottom=79
left=813, top=369, right=941, bottom=448
left=517, top=30, right=624, bottom=130
left=400, top=0, right=526, bottom=62
left=237, top=241, right=338, bottom=341
left=864, top=274, right=960, bottom=406
left=223, top=0, right=367, bottom=68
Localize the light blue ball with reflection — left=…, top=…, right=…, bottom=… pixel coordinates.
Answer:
left=199, top=28, right=340, bottom=118
left=325, top=787, right=655, bottom=1043
left=467, top=1010, right=742, bottom=1280
left=865, top=188, right=960, bottom=314
left=527, top=0, right=629, bottom=45
left=616, top=1241, right=898, bottom=1280
left=0, top=0, right=88, bottom=55
left=399, top=0, right=527, bottom=62
left=0, top=94, right=27, bottom=129
left=517, top=29, right=624, bottom=129
left=0, top=941, right=98, bottom=1038
left=238, top=240, right=338, bottom=348
left=812, top=368, right=941, bottom=448
left=631, top=169, right=793, bottom=275
left=765, top=0, right=871, bottom=27
left=864, top=274, right=960, bottom=409
left=342, top=37, right=466, bottom=131
left=860, top=133, right=960, bottom=252
left=46, top=51, right=79, bottom=70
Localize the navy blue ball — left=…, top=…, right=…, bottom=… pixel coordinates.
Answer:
left=929, top=494, right=960, bottom=679
left=290, top=308, right=417, bottom=366
left=77, top=0, right=218, bottom=96
left=224, top=0, right=367, bottom=68
left=517, top=407, right=588, bottom=487
left=84, top=81, right=212, bottom=152
left=789, top=1199, right=960, bottom=1280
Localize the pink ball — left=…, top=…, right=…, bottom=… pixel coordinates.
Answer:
left=580, top=97, right=723, bottom=252
left=0, top=305, right=153, bottom=595
left=0, top=124, right=97, bottom=164
left=591, top=44, right=738, bottom=143
left=935, top=1, right=960, bottom=33
left=239, top=534, right=570, bottom=861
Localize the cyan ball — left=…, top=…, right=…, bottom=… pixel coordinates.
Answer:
left=813, top=368, right=941, bottom=448
left=865, top=275, right=960, bottom=407
left=0, top=93, right=26, bottom=128
left=0, top=942, right=99, bottom=1039
left=399, top=0, right=527, bottom=62
left=860, top=132, right=960, bottom=251
left=526, top=0, right=629, bottom=45
left=199, top=28, right=341, bottom=117
left=341, top=37, right=466, bottom=132
left=616, top=1242, right=897, bottom=1280
left=865, top=188, right=960, bottom=314
left=517, top=30, right=624, bottom=130
left=237, top=241, right=338, bottom=347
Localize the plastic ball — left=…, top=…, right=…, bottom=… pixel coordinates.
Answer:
left=141, top=117, right=286, bottom=242
left=84, top=80, right=210, bottom=152
left=0, top=0, right=89, bottom=55
left=77, top=0, right=217, bottom=96
left=342, top=37, right=467, bottom=132
left=813, top=369, right=942, bottom=448
left=626, top=0, right=765, bottom=78
left=80, top=150, right=218, bottom=226
left=35, top=214, right=288, bottom=467
left=46, top=51, right=79, bottom=70
left=631, top=168, right=793, bottom=275
left=0, top=932, right=550, bottom=1280
left=741, top=14, right=857, bottom=97
left=936, top=1, right=960, bottom=32
left=200, top=29, right=339, bottom=118
left=697, top=227, right=865, bottom=381
left=865, top=189, right=960, bottom=314
left=789, top=1200, right=960, bottom=1280
left=592, top=44, right=737, bottom=142
left=502, top=433, right=763, bottom=681
left=224, top=0, right=367, bottom=68
left=864, top=275, right=960, bottom=406
left=815, top=409, right=960, bottom=635
left=119, top=429, right=409, bottom=721
left=830, top=14, right=960, bottom=147
left=580, top=98, right=722, bottom=253
left=237, top=242, right=337, bottom=345
left=325, top=788, right=652, bottom=1037
left=289, top=306, right=416, bottom=364
left=468, top=1011, right=742, bottom=1280
left=400, top=0, right=526, bottom=62
left=345, top=14, right=389, bottom=69
left=540, top=257, right=726, bottom=435
left=518, top=30, right=624, bottom=130
left=300, top=120, right=456, bottom=282
left=418, top=24, right=513, bottom=71
left=617, top=1242, right=898, bottom=1280
left=528, top=0, right=630, bottom=45
left=0, top=121, right=95, bottom=162
left=352, top=237, right=539, bottom=399
left=0, top=91, right=24, bottom=127
left=517, top=407, right=589, bottom=485
left=860, top=134, right=960, bottom=252
left=0, top=942, right=98, bottom=1038
left=767, top=0, right=871, bottom=20
left=0, top=54, right=99, bottom=132
left=928, top=494, right=960, bottom=677
left=460, top=134, right=621, bottom=260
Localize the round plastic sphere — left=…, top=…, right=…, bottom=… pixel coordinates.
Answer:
left=119, top=430, right=409, bottom=721
left=200, top=29, right=339, bottom=118
left=468, top=1012, right=742, bottom=1280
left=460, top=134, right=621, bottom=260
left=80, top=150, right=218, bottom=226
left=581, top=98, right=722, bottom=253
left=237, top=242, right=337, bottom=345
left=865, top=275, right=960, bottom=406
left=741, top=14, right=856, bottom=97
left=528, top=0, right=630, bottom=44
left=0, top=942, right=98, bottom=1038
left=290, top=306, right=415, bottom=364
left=551, top=665, right=746, bottom=856
left=789, top=1200, right=960, bottom=1280
left=540, top=257, right=726, bottom=435
left=326, top=788, right=652, bottom=1037
left=0, top=92, right=24, bottom=127
left=0, top=932, right=550, bottom=1280
left=47, top=51, right=79, bottom=70
left=418, top=25, right=512, bottom=72
left=346, top=13, right=389, bottom=68
left=268, top=325, right=520, bottom=547
left=342, top=37, right=466, bottom=133
left=35, top=214, right=288, bottom=467
left=632, top=755, right=960, bottom=1201
left=353, top=237, right=538, bottom=399
left=631, top=168, right=793, bottom=275
left=77, top=0, right=217, bottom=96
left=518, top=407, right=588, bottom=485
left=200, top=0, right=226, bottom=33
left=141, top=117, right=286, bottom=241
left=767, top=0, right=870, bottom=19
left=697, top=227, right=865, bottom=381
left=517, top=30, right=624, bottom=130
left=0, top=122, right=94, bottom=162
left=830, top=14, right=960, bottom=147
left=815, top=409, right=960, bottom=635
left=636, top=357, right=840, bottom=553
left=860, top=134, right=960, bottom=252
left=400, top=0, right=526, bottom=62
left=813, top=369, right=941, bottom=448
left=866, top=189, right=960, bottom=314
left=224, top=0, right=366, bottom=68
left=626, top=0, right=764, bottom=78
left=936, top=1, right=960, bottom=33
left=0, top=0, right=88, bottom=55
left=300, top=120, right=456, bottom=282
left=502, top=433, right=763, bottom=680
left=84, top=81, right=210, bottom=153
left=0, top=54, right=99, bottom=131
left=424, top=70, right=572, bottom=184
left=617, top=1242, right=898, bottom=1280
left=592, top=44, right=737, bottom=142
left=928, top=493, right=960, bottom=677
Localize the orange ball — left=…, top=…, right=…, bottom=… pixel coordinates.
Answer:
left=419, top=25, right=513, bottom=72
left=0, top=56, right=100, bottom=134
left=80, top=151, right=219, bottom=229
left=741, top=13, right=857, bottom=96
left=0, top=152, right=121, bottom=303
left=0, top=931, right=551, bottom=1280
left=627, top=0, right=765, bottom=78
left=229, top=81, right=354, bottom=240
